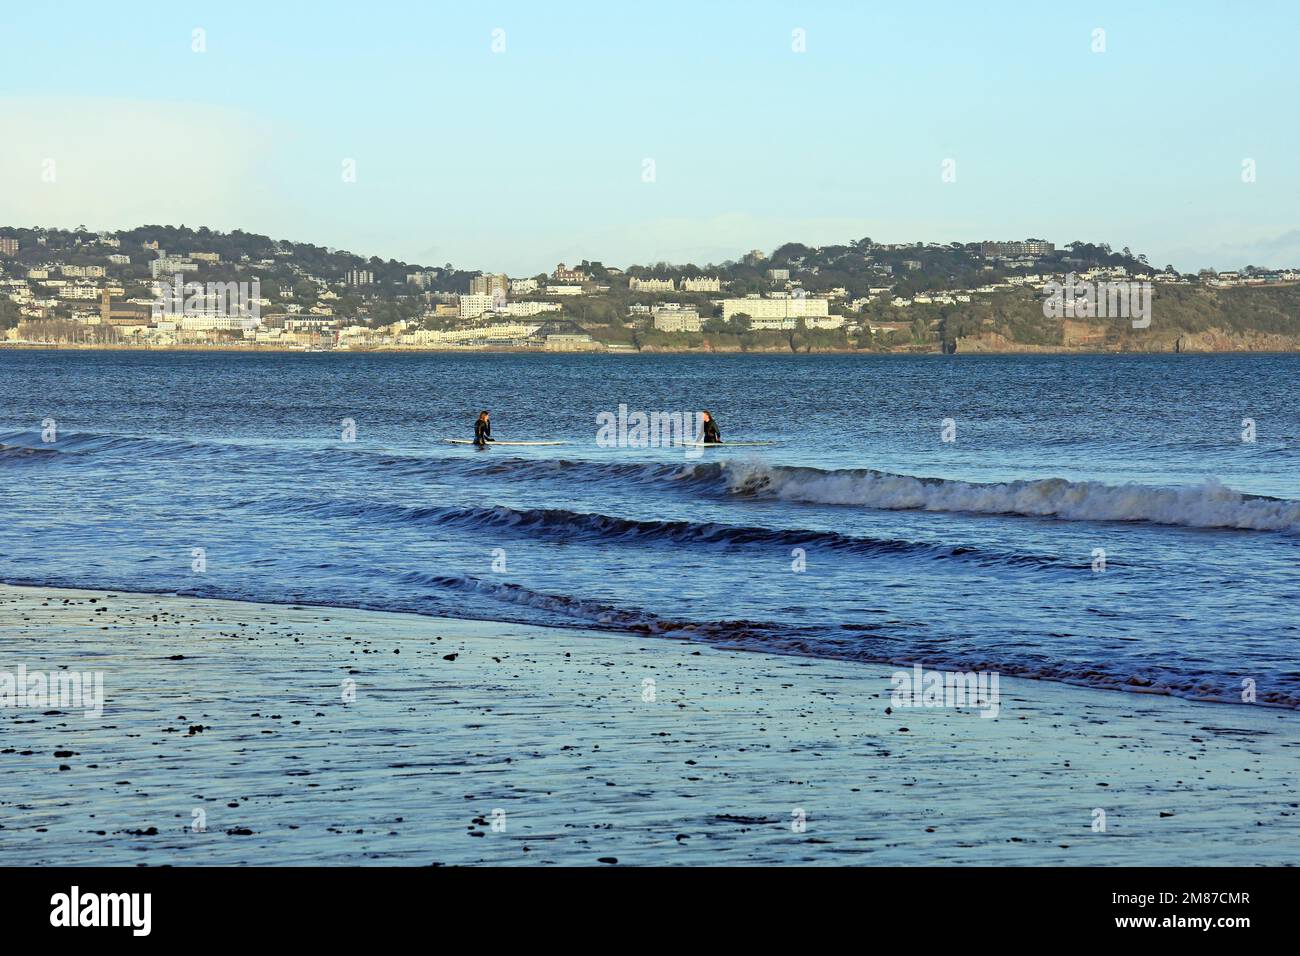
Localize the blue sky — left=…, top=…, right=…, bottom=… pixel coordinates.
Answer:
left=1, top=1, right=1297, bottom=273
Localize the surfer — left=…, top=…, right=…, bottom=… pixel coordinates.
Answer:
left=474, top=410, right=494, bottom=448
left=701, top=410, right=722, bottom=445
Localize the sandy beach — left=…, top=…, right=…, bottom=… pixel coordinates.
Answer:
left=1, top=583, right=1296, bottom=866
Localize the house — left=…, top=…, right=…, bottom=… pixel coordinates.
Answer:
left=629, top=276, right=675, bottom=293
left=552, top=263, right=587, bottom=284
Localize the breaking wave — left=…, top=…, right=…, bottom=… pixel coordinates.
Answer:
left=720, top=462, right=1300, bottom=533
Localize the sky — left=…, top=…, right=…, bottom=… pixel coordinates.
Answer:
left=1, top=1, right=1297, bottom=274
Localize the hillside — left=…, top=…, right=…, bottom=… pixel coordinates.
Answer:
left=2, top=224, right=1298, bottom=352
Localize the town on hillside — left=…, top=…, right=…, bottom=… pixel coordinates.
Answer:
left=3, top=227, right=1298, bottom=353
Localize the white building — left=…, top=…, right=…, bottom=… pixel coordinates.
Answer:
left=402, top=322, right=542, bottom=348
left=629, top=276, right=675, bottom=293
left=653, top=309, right=701, bottom=333
left=497, top=301, right=561, bottom=317
left=459, top=294, right=496, bottom=319
left=680, top=276, right=721, bottom=293
left=150, top=257, right=195, bottom=278
left=62, top=264, right=106, bottom=278
left=721, top=296, right=829, bottom=326
left=179, top=313, right=259, bottom=332
left=509, top=278, right=540, bottom=294
left=284, top=317, right=336, bottom=332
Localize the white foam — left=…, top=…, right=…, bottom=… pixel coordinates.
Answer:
left=724, top=464, right=1300, bottom=533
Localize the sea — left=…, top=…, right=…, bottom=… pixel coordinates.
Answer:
left=2, top=350, right=1297, bottom=708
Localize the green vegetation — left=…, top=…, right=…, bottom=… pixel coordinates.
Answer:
left=3, top=224, right=1299, bottom=351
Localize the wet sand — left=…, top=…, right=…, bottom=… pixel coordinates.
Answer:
left=1, top=583, right=1297, bottom=865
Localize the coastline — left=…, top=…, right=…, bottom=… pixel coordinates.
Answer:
left=4, top=343, right=1300, bottom=356
left=3, top=583, right=1296, bottom=866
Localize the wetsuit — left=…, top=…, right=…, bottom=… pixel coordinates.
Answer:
left=474, top=418, right=493, bottom=447
left=702, top=418, right=722, bottom=444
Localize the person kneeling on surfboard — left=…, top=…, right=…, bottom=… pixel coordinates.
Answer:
left=474, top=410, right=494, bottom=447
left=701, top=410, right=721, bottom=444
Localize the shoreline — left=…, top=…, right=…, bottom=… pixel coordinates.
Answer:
left=3, top=583, right=1297, bottom=866
left=4, top=344, right=1300, bottom=356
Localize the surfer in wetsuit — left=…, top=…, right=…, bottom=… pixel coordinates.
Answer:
left=474, top=410, right=494, bottom=448
left=701, top=410, right=722, bottom=445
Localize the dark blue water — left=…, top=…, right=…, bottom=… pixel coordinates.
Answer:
left=3, top=350, right=1298, bottom=707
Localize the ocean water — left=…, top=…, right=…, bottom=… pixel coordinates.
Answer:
left=2, top=350, right=1298, bottom=708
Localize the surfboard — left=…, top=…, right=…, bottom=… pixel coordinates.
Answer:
left=677, top=441, right=776, bottom=448
left=444, top=439, right=568, bottom=446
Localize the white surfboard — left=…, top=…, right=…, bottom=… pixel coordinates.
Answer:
left=677, top=441, right=776, bottom=448
left=444, top=439, right=568, bottom=446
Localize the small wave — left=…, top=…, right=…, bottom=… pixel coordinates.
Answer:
left=0, top=442, right=64, bottom=462
left=466, top=456, right=724, bottom=487
left=401, top=573, right=1300, bottom=709
left=721, top=463, right=1300, bottom=533
left=0, top=429, right=211, bottom=461
left=365, top=453, right=725, bottom=488
left=0, top=428, right=727, bottom=486
left=242, top=497, right=1068, bottom=569
left=3, top=569, right=1296, bottom=709
left=400, top=571, right=815, bottom=643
